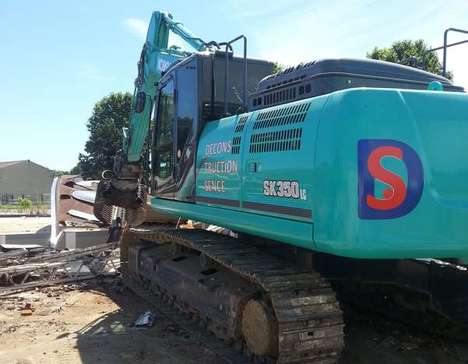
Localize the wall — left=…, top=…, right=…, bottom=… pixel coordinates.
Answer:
left=0, top=161, right=54, bottom=203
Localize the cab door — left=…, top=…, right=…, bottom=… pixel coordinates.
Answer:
left=173, top=60, right=197, bottom=202
left=153, top=59, right=198, bottom=201
left=153, top=77, right=176, bottom=198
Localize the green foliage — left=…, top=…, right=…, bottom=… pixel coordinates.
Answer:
left=53, top=170, right=68, bottom=177
left=18, top=197, right=32, bottom=210
left=272, top=62, right=284, bottom=74
left=367, top=39, right=453, bottom=79
left=69, top=165, right=80, bottom=175
left=75, top=92, right=132, bottom=179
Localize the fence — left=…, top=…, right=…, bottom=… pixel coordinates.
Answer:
left=0, top=192, right=51, bottom=205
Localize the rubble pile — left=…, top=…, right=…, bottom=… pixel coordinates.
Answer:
left=0, top=243, right=120, bottom=297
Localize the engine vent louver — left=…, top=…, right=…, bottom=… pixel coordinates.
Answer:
left=235, top=115, right=248, bottom=133
left=231, top=114, right=248, bottom=154
left=254, top=102, right=310, bottom=130
left=263, top=86, right=297, bottom=107
left=231, top=136, right=241, bottom=154
left=248, top=102, right=310, bottom=154
left=249, top=128, right=303, bottom=153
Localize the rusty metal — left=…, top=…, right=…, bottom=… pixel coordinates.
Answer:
left=51, top=175, right=107, bottom=250
left=0, top=274, right=116, bottom=298
left=53, top=175, right=102, bottom=228
left=0, top=247, right=45, bottom=265
left=0, top=243, right=119, bottom=296
left=124, top=198, right=178, bottom=227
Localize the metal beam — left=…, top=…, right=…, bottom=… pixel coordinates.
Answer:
left=429, top=39, right=468, bottom=52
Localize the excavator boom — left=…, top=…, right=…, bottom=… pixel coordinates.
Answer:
left=125, top=11, right=206, bottom=162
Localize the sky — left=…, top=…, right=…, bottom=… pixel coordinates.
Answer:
left=1, top=0, right=467, bottom=171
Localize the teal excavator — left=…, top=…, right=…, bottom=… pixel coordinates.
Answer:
left=94, top=11, right=468, bottom=363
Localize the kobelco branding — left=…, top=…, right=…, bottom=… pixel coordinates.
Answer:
left=358, top=139, right=423, bottom=219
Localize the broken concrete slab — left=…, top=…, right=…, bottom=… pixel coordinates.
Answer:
left=0, top=233, right=50, bottom=248
left=1, top=243, right=43, bottom=250
left=53, top=228, right=110, bottom=250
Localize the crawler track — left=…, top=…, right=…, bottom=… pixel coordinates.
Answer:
left=122, top=272, right=250, bottom=364
left=122, top=225, right=344, bottom=363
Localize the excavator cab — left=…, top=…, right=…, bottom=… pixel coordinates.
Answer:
left=150, top=51, right=274, bottom=201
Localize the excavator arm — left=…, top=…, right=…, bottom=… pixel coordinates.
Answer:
left=125, top=11, right=206, bottom=161
left=94, top=11, right=206, bottom=213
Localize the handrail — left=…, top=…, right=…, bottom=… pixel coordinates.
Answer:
left=441, top=28, right=468, bottom=77
left=222, top=35, right=248, bottom=115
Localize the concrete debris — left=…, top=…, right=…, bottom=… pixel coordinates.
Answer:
left=0, top=248, right=43, bottom=266
left=0, top=243, right=119, bottom=297
left=67, top=209, right=99, bottom=222
left=135, top=311, right=155, bottom=328
left=0, top=233, right=50, bottom=249
left=1, top=243, right=44, bottom=250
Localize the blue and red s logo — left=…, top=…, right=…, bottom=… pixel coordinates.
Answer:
left=358, top=139, right=424, bottom=219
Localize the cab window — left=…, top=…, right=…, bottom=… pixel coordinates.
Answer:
left=176, top=62, right=197, bottom=163
left=155, top=79, right=175, bottom=179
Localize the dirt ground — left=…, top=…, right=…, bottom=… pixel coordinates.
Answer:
left=1, top=217, right=468, bottom=364
left=0, top=216, right=51, bottom=235
left=0, top=280, right=224, bottom=364
left=1, top=279, right=468, bottom=364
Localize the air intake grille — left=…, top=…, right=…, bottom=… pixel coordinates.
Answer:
left=235, top=115, right=248, bottom=133
left=262, top=86, right=297, bottom=107
left=231, top=114, right=248, bottom=154
left=231, top=136, right=241, bottom=154
left=249, top=128, right=302, bottom=153
left=231, top=115, right=249, bottom=154
left=254, top=102, right=310, bottom=130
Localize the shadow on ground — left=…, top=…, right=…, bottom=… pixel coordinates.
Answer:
left=74, top=279, right=468, bottom=364
left=339, top=305, right=468, bottom=364
left=75, top=280, right=224, bottom=364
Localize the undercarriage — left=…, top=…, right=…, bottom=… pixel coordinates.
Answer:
left=117, top=222, right=468, bottom=364
left=121, top=225, right=345, bottom=363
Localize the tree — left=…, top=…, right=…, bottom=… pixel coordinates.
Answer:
left=18, top=197, right=32, bottom=210
left=74, top=92, right=132, bottom=179
left=367, top=39, right=452, bottom=79
left=272, top=62, right=284, bottom=74
left=53, top=170, right=69, bottom=177
left=69, top=165, right=80, bottom=175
